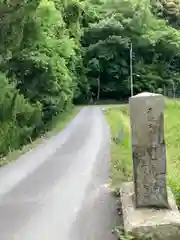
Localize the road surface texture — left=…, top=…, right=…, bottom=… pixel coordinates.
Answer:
left=0, top=107, right=119, bottom=240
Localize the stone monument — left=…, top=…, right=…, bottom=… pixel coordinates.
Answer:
left=130, top=92, right=168, bottom=208
left=120, top=92, right=180, bottom=240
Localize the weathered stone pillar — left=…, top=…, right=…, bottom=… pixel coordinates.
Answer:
left=120, top=92, right=180, bottom=240
left=129, top=92, right=169, bottom=208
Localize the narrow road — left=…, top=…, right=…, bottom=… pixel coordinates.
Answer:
left=0, top=107, right=119, bottom=240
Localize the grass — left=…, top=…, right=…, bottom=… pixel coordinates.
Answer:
left=105, top=99, right=180, bottom=207
left=0, top=106, right=81, bottom=167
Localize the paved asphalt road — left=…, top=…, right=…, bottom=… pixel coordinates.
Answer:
left=0, top=107, right=119, bottom=240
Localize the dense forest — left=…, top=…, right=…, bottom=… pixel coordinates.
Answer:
left=0, top=0, right=180, bottom=156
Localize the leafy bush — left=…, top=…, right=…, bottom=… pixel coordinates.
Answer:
left=0, top=72, right=42, bottom=156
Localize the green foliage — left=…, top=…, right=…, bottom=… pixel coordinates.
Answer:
left=112, top=226, right=135, bottom=240
left=1, top=0, right=180, bottom=160
left=82, top=0, right=180, bottom=100
left=0, top=72, right=42, bottom=156
left=152, top=0, right=180, bottom=28
left=0, top=0, right=86, bottom=157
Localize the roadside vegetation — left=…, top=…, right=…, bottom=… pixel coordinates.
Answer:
left=105, top=100, right=180, bottom=208
left=0, top=106, right=80, bottom=167
left=1, top=0, right=180, bottom=163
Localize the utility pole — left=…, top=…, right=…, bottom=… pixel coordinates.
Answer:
left=130, top=42, right=133, bottom=96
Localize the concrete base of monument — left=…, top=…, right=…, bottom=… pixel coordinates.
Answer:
left=120, top=182, right=180, bottom=240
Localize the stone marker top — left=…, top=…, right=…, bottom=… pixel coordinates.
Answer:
left=130, top=92, right=162, bottom=99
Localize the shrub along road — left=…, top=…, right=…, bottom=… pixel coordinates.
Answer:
left=0, top=107, right=118, bottom=240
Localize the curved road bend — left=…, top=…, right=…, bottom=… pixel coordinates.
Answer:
left=0, top=106, right=119, bottom=240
